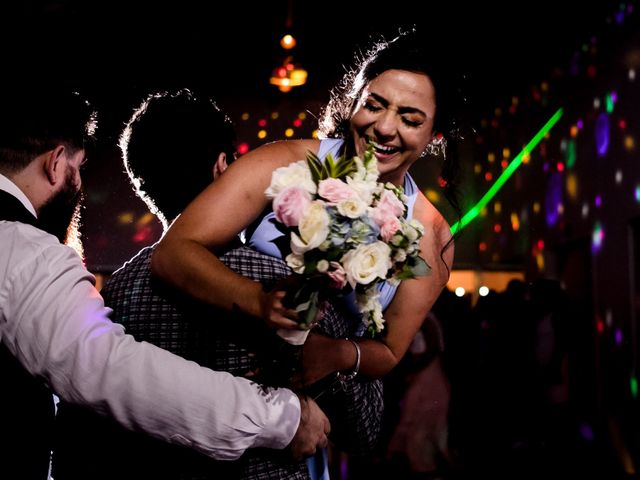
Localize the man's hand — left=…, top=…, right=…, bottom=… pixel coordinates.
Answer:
left=287, top=394, right=330, bottom=461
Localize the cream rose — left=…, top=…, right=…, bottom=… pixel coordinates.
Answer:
left=337, top=197, right=367, bottom=219
left=285, top=253, right=306, bottom=273
left=341, top=241, right=392, bottom=288
left=265, top=160, right=317, bottom=198
left=290, top=201, right=330, bottom=254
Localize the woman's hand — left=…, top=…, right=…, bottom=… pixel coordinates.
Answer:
left=259, top=274, right=326, bottom=330
left=259, top=287, right=302, bottom=330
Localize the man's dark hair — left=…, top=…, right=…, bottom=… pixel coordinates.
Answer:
left=120, top=88, right=236, bottom=228
left=0, top=86, right=97, bottom=173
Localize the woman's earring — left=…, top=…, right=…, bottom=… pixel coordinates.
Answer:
left=421, top=134, right=447, bottom=158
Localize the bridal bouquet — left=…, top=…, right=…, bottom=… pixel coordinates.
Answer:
left=265, top=144, right=429, bottom=337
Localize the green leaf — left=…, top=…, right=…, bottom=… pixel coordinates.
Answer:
left=411, top=256, right=431, bottom=277
left=296, top=290, right=319, bottom=329
left=306, top=150, right=325, bottom=184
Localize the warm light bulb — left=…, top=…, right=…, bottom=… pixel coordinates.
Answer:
left=280, top=34, right=296, bottom=49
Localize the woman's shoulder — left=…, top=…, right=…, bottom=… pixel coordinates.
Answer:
left=241, top=139, right=321, bottom=167
left=414, top=193, right=452, bottom=243
left=413, top=193, right=455, bottom=275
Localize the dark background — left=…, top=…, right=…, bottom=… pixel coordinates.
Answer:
left=0, top=1, right=626, bottom=267
left=4, top=2, right=640, bottom=477
left=1, top=0, right=617, bottom=110
left=0, top=0, right=617, bottom=270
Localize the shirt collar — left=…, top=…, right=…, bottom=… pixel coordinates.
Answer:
left=0, top=173, right=38, bottom=218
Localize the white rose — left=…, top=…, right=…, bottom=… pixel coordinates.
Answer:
left=290, top=201, right=330, bottom=254
left=341, top=241, right=392, bottom=288
left=337, top=197, right=367, bottom=218
left=265, top=160, right=317, bottom=198
left=285, top=253, right=306, bottom=273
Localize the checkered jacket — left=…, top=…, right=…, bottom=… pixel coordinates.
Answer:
left=53, top=244, right=383, bottom=480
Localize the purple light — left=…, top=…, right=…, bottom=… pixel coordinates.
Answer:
left=340, top=455, right=348, bottom=479
left=615, top=10, right=625, bottom=24
left=577, top=119, right=584, bottom=130
left=580, top=422, right=595, bottom=441
left=615, top=328, right=623, bottom=345
left=595, top=195, right=602, bottom=208
left=545, top=173, right=563, bottom=227
left=570, top=52, right=580, bottom=76
left=595, top=112, right=610, bottom=157
left=592, top=222, right=605, bottom=254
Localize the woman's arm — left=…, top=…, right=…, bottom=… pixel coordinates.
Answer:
left=303, top=195, right=454, bottom=381
left=151, top=139, right=318, bottom=328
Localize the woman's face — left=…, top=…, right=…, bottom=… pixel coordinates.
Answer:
left=350, top=69, right=436, bottom=185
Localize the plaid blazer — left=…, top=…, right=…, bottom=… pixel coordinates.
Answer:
left=53, top=244, right=383, bottom=480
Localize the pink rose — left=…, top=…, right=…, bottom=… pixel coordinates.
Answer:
left=318, top=178, right=356, bottom=204
left=326, top=261, right=347, bottom=289
left=377, top=189, right=405, bottom=217
left=273, top=187, right=312, bottom=227
left=379, top=216, right=402, bottom=242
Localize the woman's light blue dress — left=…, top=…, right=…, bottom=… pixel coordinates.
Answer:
left=248, top=138, right=419, bottom=479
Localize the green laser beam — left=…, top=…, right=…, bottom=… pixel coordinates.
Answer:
left=450, top=107, right=564, bottom=233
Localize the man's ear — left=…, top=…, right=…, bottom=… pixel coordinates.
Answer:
left=213, top=152, right=228, bottom=180
left=43, top=145, right=67, bottom=186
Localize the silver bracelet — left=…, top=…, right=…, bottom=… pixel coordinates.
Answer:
left=336, top=338, right=361, bottom=383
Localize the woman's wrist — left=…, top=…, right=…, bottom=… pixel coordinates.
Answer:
left=336, top=338, right=361, bottom=382
left=243, top=280, right=268, bottom=319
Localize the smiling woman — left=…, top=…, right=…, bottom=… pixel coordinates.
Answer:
left=146, top=30, right=465, bottom=480
left=151, top=29, right=462, bottom=385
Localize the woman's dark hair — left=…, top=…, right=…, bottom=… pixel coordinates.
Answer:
left=319, top=28, right=464, bottom=265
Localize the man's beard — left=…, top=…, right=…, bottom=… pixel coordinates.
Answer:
left=38, top=170, right=85, bottom=257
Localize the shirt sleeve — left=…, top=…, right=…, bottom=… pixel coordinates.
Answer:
left=0, top=232, right=300, bottom=460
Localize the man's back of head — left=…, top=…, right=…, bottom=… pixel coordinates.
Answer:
left=120, top=88, right=236, bottom=229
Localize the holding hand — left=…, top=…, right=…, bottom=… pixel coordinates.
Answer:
left=287, top=395, right=330, bottom=460
left=259, top=286, right=301, bottom=330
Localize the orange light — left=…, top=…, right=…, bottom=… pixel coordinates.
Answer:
left=270, top=56, right=307, bottom=92
left=280, top=34, right=296, bottom=49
